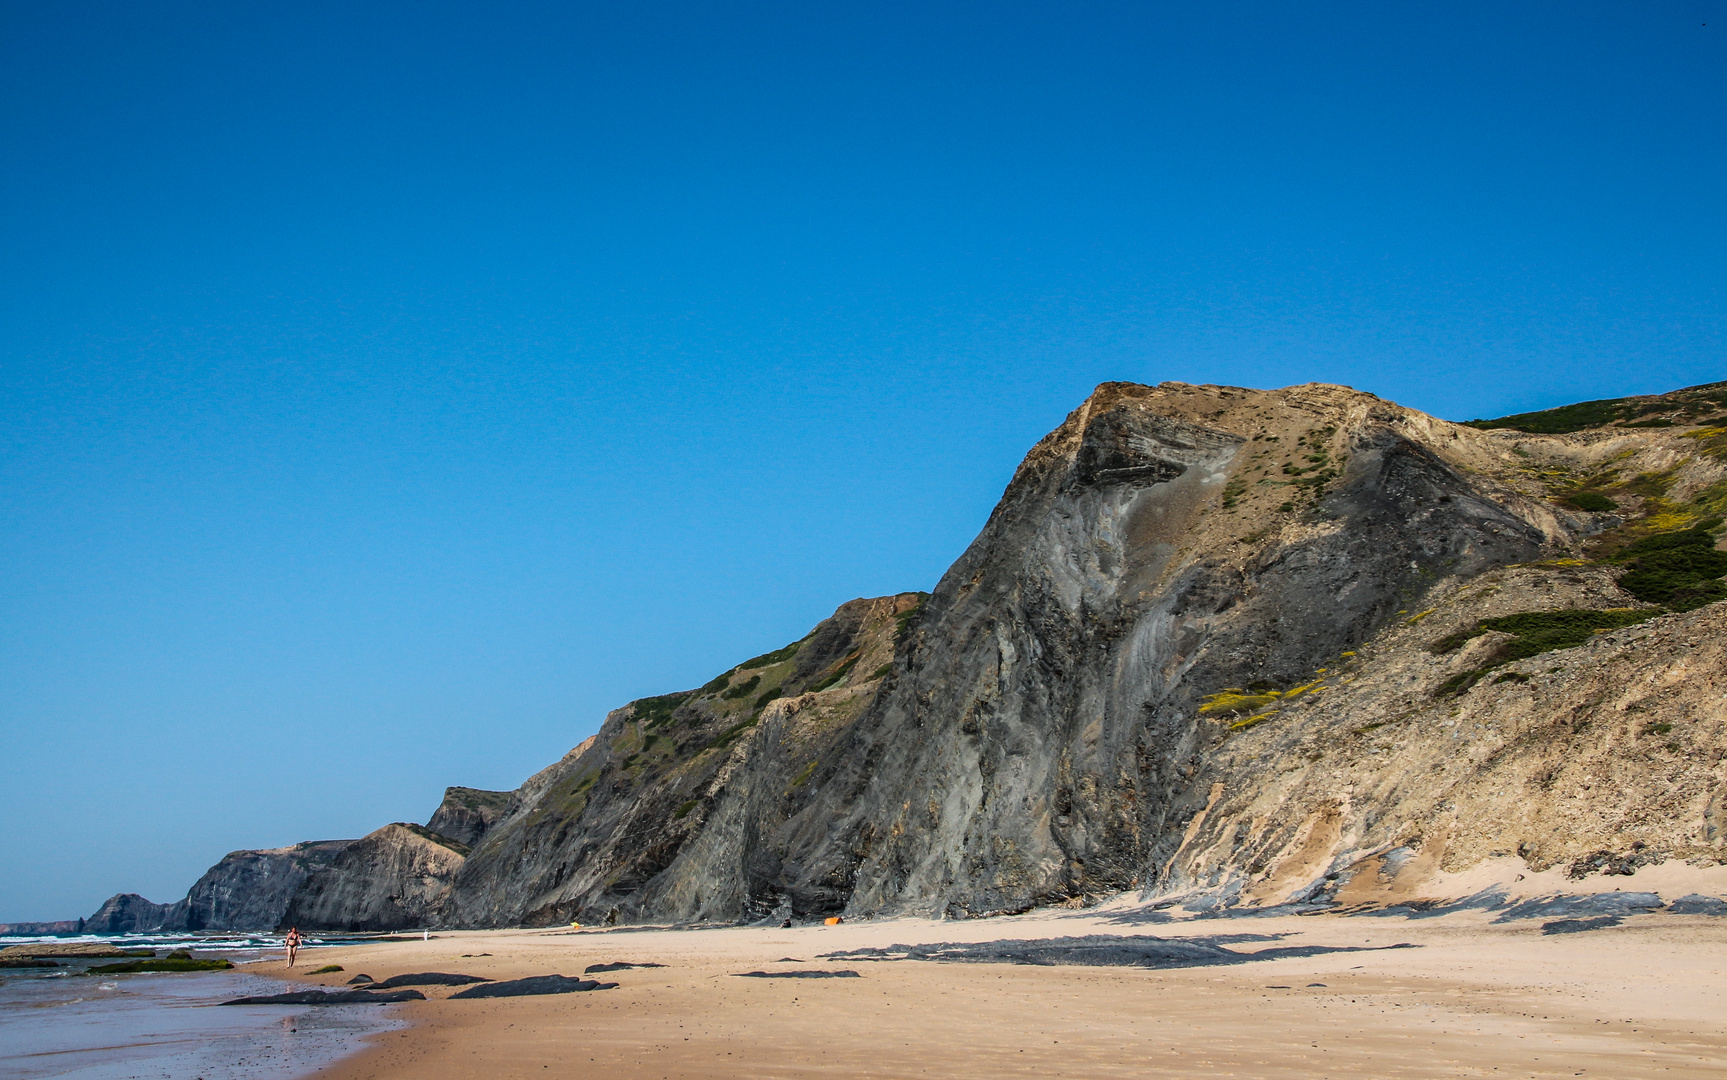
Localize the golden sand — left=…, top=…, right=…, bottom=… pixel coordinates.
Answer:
left=270, top=906, right=1727, bottom=1079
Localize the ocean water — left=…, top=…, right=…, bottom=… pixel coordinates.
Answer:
left=0, top=936, right=405, bottom=1080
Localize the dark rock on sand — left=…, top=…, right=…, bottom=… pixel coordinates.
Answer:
left=733, top=970, right=860, bottom=979
left=1542, top=916, right=1624, bottom=934
left=371, top=972, right=491, bottom=988
left=1668, top=894, right=1727, bottom=916
left=222, top=989, right=426, bottom=1005
left=448, top=975, right=615, bottom=998
left=346, top=974, right=375, bottom=984
left=584, top=962, right=666, bottom=973
left=822, top=934, right=1411, bottom=970
left=1492, top=893, right=1663, bottom=923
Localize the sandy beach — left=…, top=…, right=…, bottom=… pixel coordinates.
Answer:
left=266, top=903, right=1727, bottom=1080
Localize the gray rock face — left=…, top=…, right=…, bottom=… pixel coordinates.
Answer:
left=171, top=840, right=355, bottom=931
left=77, top=841, right=356, bottom=934
left=741, top=382, right=1557, bottom=917
left=426, top=787, right=512, bottom=848
left=438, top=594, right=923, bottom=927
left=279, top=823, right=467, bottom=931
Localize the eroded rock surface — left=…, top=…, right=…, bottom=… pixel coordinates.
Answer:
left=280, top=823, right=468, bottom=931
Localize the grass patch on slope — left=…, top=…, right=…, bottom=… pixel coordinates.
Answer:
left=1431, top=609, right=1656, bottom=696
left=894, top=594, right=931, bottom=640
left=1463, top=381, right=1727, bottom=433
left=1613, top=518, right=1727, bottom=610
left=809, top=652, right=862, bottom=692
left=739, top=637, right=807, bottom=670
left=633, top=691, right=693, bottom=729
left=1565, top=490, right=1619, bottom=512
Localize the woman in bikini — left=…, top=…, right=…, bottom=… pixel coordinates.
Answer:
left=284, top=927, right=303, bottom=967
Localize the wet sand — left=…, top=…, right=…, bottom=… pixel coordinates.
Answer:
left=0, top=963, right=403, bottom=1080
left=276, top=907, right=1727, bottom=1079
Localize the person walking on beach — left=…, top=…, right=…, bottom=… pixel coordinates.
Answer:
left=284, top=927, right=303, bottom=968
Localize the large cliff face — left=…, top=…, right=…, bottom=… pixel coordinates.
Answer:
left=443, top=379, right=1727, bottom=924
left=745, top=382, right=1565, bottom=916
left=78, top=379, right=1725, bottom=932
left=173, top=840, right=355, bottom=931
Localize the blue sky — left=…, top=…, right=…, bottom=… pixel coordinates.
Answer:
left=2, top=1, right=1723, bottom=921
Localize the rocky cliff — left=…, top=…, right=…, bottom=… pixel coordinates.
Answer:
left=172, top=840, right=354, bottom=931
left=64, top=378, right=1727, bottom=930
left=438, top=594, right=924, bottom=926
left=435, top=379, right=1726, bottom=925
left=278, top=823, right=468, bottom=931
left=79, top=839, right=356, bottom=934
left=84, top=893, right=175, bottom=934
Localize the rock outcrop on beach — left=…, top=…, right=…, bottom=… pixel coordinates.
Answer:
left=426, top=787, right=512, bottom=848
left=278, top=823, right=468, bottom=931
left=432, top=379, right=1727, bottom=925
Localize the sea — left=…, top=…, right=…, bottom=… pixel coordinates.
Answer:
left=0, top=933, right=405, bottom=1080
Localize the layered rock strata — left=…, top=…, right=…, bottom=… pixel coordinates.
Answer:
left=173, top=840, right=355, bottom=930
left=438, top=594, right=925, bottom=926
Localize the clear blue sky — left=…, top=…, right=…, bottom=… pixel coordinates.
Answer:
left=2, top=1, right=1722, bottom=921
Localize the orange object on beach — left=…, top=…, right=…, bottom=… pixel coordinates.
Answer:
left=823, top=916, right=843, bottom=925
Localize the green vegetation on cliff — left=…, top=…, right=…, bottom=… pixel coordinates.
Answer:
left=1464, top=380, right=1727, bottom=434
